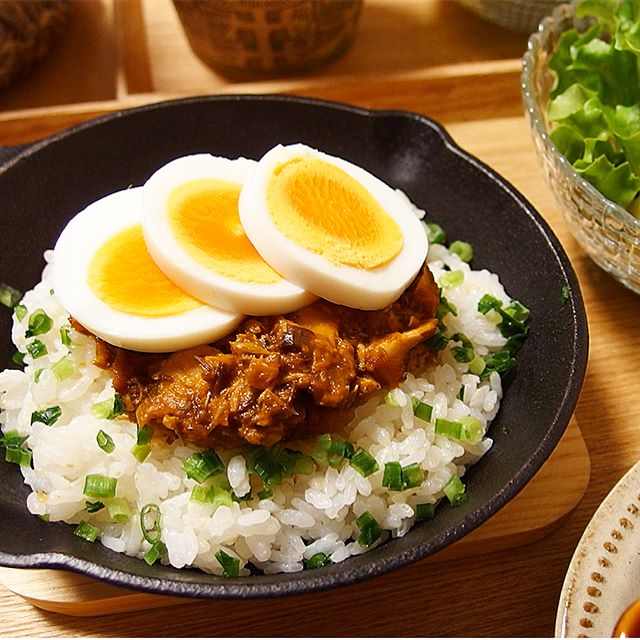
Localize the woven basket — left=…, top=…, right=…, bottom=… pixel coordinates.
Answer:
left=455, top=0, right=566, bottom=33
left=0, top=0, right=73, bottom=91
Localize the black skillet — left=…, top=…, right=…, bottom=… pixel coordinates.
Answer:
left=0, top=94, right=588, bottom=599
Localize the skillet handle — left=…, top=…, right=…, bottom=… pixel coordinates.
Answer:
left=0, top=143, right=29, bottom=166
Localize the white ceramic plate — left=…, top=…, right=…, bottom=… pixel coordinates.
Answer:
left=556, top=461, right=640, bottom=637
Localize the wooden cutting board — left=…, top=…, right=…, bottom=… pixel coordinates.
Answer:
left=0, top=417, right=589, bottom=616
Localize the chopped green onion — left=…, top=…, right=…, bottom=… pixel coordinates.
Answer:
left=477, top=294, right=503, bottom=314
left=52, top=356, right=74, bottom=381
left=305, top=552, right=331, bottom=570
left=25, top=309, right=53, bottom=338
left=182, top=449, right=224, bottom=484
left=14, top=303, right=27, bottom=322
left=481, top=349, right=516, bottom=379
left=33, top=368, right=44, bottom=383
left=561, top=285, right=571, bottom=305
left=312, top=434, right=354, bottom=469
left=5, top=445, right=32, bottom=467
left=11, top=351, right=25, bottom=367
left=423, top=221, right=446, bottom=244
left=96, top=430, right=115, bottom=454
left=91, top=394, right=125, bottom=420
left=0, top=430, right=28, bottom=448
left=60, top=324, right=73, bottom=347
left=248, top=446, right=284, bottom=487
left=140, top=503, right=162, bottom=544
left=349, top=448, right=379, bottom=477
left=504, top=300, right=530, bottom=323
left=443, top=474, right=467, bottom=506
left=435, top=418, right=463, bottom=440
left=73, top=520, right=100, bottom=543
left=401, top=463, right=424, bottom=489
left=0, top=283, right=22, bottom=309
left=104, top=498, right=131, bottom=523
left=30, top=405, right=62, bottom=426
left=26, top=339, right=47, bottom=359
left=190, top=484, right=233, bottom=507
left=450, top=332, right=475, bottom=364
left=257, top=487, right=273, bottom=500
left=382, top=461, right=403, bottom=491
left=215, top=549, right=240, bottom=578
left=468, top=353, right=486, bottom=376
left=416, top=503, right=436, bottom=521
left=411, top=397, right=433, bottom=422
left=424, top=331, right=449, bottom=352
left=449, top=240, right=474, bottom=262
left=436, top=294, right=458, bottom=321
left=356, top=511, right=383, bottom=548
left=85, top=500, right=105, bottom=513
left=131, top=424, right=154, bottom=462
left=83, top=473, right=117, bottom=499
left=144, top=540, right=166, bottom=566
left=439, top=270, right=464, bottom=288
left=460, top=416, right=484, bottom=445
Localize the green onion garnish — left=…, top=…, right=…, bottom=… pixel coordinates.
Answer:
left=85, top=500, right=105, bottom=513
left=0, top=282, right=22, bottom=309
left=435, top=418, right=463, bottom=440
left=468, top=353, right=486, bottom=376
left=33, top=368, right=44, bottom=383
left=313, top=434, right=355, bottom=470
left=460, top=416, right=484, bottom=444
left=26, top=339, right=47, bottom=359
left=83, top=473, right=117, bottom=499
left=349, top=448, right=379, bottom=477
left=411, top=397, right=433, bottom=422
left=423, top=221, right=446, bottom=244
left=561, top=285, right=571, bottom=305
left=305, top=552, right=331, bottom=569
left=14, top=303, right=27, bottom=322
left=382, top=461, right=403, bottom=491
left=450, top=332, right=475, bottom=364
left=25, top=309, right=53, bottom=338
left=30, top=405, right=62, bottom=426
left=104, top=498, right=131, bottom=523
left=60, top=324, right=73, bottom=347
left=436, top=293, right=458, bottom=321
left=91, top=394, right=125, bottom=420
left=131, top=424, right=154, bottom=462
left=416, top=503, right=436, bottom=521
left=5, top=445, right=32, bottom=467
left=140, top=503, right=162, bottom=544
left=215, top=549, right=240, bottom=578
left=257, top=487, right=273, bottom=500
left=73, top=520, right=100, bottom=543
left=355, top=511, right=383, bottom=548
left=96, top=430, right=115, bottom=454
left=424, top=330, right=449, bottom=352
left=144, top=540, right=166, bottom=566
left=449, top=240, right=474, bottom=262
left=443, top=474, right=467, bottom=506
left=0, top=430, right=28, bottom=448
left=190, top=484, right=233, bottom=507
left=11, top=351, right=25, bottom=367
left=481, top=349, right=516, bottom=379
left=477, top=294, right=502, bottom=314
left=182, top=449, right=224, bottom=484
left=401, top=463, right=424, bottom=489
left=439, top=270, right=464, bottom=288
left=52, top=356, right=74, bottom=381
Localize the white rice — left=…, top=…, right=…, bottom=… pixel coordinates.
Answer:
left=0, top=242, right=514, bottom=576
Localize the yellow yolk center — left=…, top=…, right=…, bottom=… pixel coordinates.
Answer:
left=266, top=158, right=403, bottom=269
left=168, top=178, right=281, bottom=284
left=88, top=224, right=201, bottom=316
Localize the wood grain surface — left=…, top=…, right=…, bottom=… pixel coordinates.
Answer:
left=0, top=1, right=639, bottom=637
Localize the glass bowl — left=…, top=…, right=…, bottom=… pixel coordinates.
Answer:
left=521, top=2, right=640, bottom=295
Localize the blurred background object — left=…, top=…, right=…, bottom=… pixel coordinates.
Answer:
left=455, top=0, right=565, bottom=33
left=172, top=0, right=363, bottom=78
left=0, top=0, right=73, bottom=92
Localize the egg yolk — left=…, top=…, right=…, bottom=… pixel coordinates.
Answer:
left=266, top=158, right=404, bottom=269
left=88, top=224, right=201, bottom=316
left=168, top=178, right=281, bottom=284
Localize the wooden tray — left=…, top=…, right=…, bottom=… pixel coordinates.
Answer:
left=0, top=417, right=589, bottom=616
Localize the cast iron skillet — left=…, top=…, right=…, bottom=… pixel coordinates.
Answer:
left=0, top=94, right=588, bottom=599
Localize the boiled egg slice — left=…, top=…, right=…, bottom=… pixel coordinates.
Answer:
left=141, top=154, right=315, bottom=316
left=238, top=144, right=429, bottom=310
left=52, top=187, right=242, bottom=353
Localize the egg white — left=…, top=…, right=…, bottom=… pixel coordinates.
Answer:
left=51, top=187, right=242, bottom=353
left=141, top=154, right=315, bottom=316
left=238, top=143, right=429, bottom=310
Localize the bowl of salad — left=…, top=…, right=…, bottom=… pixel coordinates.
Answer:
left=522, top=0, right=640, bottom=295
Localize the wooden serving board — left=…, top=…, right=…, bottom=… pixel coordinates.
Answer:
left=0, top=417, right=589, bottom=617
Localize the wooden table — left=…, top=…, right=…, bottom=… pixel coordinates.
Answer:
left=1, top=0, right=639, bottom=636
